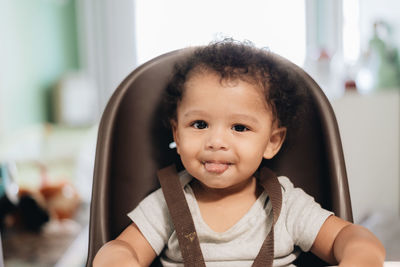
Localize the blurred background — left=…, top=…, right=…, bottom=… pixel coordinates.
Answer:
left=0, top=0, right=399, bottom=266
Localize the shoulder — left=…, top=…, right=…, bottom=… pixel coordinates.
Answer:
left=277, top=176, right=305, bottom=199
left=127, top=187, right=167, bottom=228
left=129, top=169, right=192, bottom=214
left=126, top=169, right=192, bottom=254
left=277, top=175, right=327, bottom=213
left=277, top=176, right=294, bottom=191
left=276, top=176, right=333, bottom=251
left=277, top=176, right=318, bottom=202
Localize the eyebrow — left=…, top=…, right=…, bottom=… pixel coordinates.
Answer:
left=183, top=110, right=260, bottom=124
left=182, top=110, right=208, bottom=118
left=229, top=114, right=260, bottom=124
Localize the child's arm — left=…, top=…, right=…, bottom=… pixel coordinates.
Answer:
left=93, top=223, right=157, bottom=267
left=311, top=215, right=386, bottom=266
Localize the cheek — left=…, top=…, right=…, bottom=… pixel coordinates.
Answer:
left=176, top=137, right=198, bottom=156
left=237, top=138, right=268, bottom=159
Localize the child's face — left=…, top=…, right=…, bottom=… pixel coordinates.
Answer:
left=172, top=71, right=286, bottom=190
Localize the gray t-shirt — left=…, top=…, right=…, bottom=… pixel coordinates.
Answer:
left=128, top=171, right=333, bottom=267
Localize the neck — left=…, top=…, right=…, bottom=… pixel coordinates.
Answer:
left=191, top=177, right=262, bottom=203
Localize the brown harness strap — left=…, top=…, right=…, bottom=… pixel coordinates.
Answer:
left=158, top=165, right=206, bottom=267
left=157, top=165, right=282, bottom=267
left=252, top=166, right=283, bottom=267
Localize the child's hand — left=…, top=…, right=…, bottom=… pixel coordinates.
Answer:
left=311, top=216, right=385, bottom=267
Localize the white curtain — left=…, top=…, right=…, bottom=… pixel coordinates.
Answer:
left=75, top=0, right=137, bottom=114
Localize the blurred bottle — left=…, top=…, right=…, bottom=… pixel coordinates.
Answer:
left=304, top=48, right=345, bottom=99
left=357, top=20, right=400, bottom=91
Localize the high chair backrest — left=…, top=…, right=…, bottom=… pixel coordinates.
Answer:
left=85, top=48, right=353, bottom=267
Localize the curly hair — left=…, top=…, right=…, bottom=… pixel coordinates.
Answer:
left=163, top=39, right=306, bottom=132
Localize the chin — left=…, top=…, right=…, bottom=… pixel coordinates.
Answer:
left=202, top=183, right=230, bottom=190
left=199, top=176, right=234, bottom=189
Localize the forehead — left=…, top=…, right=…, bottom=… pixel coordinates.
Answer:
left=179, top=71, right=272, bottom=115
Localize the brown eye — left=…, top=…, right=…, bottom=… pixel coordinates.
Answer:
left=192, top=120, right=208, bottom=129
left=232, top=124, right=249, bottom=132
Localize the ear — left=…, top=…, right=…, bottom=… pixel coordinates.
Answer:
left=263, top=127, right=287, bottom=159
left=171, top=120, right=180, bottom=155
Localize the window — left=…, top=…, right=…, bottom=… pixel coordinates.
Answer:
left=134, top=0, right=306, bottom=66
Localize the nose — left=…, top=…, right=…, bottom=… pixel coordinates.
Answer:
left=205, top=127, right=229, bottom=151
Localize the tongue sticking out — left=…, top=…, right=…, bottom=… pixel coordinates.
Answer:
left=204, top=162, right=230, bottom=173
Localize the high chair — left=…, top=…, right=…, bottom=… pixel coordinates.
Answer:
left=85, top=48, right=353, bottom=267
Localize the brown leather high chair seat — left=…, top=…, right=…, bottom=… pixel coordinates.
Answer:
left=85, top=48, right=353, bottom=267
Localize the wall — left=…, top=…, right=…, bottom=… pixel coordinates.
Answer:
left=0, top=0, right=79, bottom=136
left=332, top=91, right=400, bottom=223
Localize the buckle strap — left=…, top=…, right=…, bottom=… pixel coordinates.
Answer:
left=157, top=165, right=282, bottom=267
left=252, top=167, right=283, bottom=267
left=158, top=165, right=206, bottom=267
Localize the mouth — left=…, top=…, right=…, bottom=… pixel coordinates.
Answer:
left=202, top=160, right=232, bottom=174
